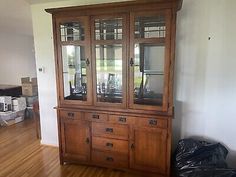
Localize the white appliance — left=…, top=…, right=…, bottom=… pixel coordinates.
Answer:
left=0, top=96, right=12, bottom=112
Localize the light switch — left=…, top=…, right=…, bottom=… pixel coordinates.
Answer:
left=38, top=67, right=45, bottom=73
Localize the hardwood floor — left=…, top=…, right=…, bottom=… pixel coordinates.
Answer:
left=0, top=119, right=151, bottom=177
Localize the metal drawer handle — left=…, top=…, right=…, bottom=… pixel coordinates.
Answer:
left=149, top=119, right=157, bottom=125
left=67, top=112, right=74, bottom=117
left=92, top=114, right=100, bottom=119
left=86, top=138, right=90, bottom=144
left=119, top=117, right=126, bottom=122
left=105, top=128, right=113, bottom=133
left=106, top=142, right=113, bottom=148
left=106, top=157, right=114, bottom=162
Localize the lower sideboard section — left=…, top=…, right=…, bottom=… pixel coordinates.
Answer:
left=58, top=109, right=172, bottom=176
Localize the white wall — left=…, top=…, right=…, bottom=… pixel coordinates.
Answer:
left=0, top=0, right=36, bottom=85
left=0, top=34, right=36, bottom=85
left=31, top=0, right=236, bottom=167
left=174, top=0, right=236, bottom=167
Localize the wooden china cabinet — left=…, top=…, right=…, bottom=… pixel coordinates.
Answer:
left=46, top=1, right=182, bottom=176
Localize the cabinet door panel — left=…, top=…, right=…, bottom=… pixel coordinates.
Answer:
left=91, top=14, right=127, bottom=108
left=56, top=16, right=93, bottom=106
left=130, top=127, right=167, bottom=174
left=61, top=119, right=90, bottom=162
left=129, top=10, right=171, bottom=111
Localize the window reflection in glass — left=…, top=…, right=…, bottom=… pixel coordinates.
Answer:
left=95, top=44, right=123, bottom=103
left=62, top=45, right=87, bottom=100
left=134, top=43, right=165, bottom=106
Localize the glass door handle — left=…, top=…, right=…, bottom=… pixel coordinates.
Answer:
left=130, top=58, right=134, bottom=66
left=86, top=58, right=90, bottom=66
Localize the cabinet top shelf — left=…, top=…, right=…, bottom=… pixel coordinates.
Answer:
left=45, top=0, right=183, bottom=15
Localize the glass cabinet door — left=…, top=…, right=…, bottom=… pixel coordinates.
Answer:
left=92, top=15, right=127, bottom=107
left=130, top=11, right=171, bottom=111
left=58, top=17, right=92, bottom=105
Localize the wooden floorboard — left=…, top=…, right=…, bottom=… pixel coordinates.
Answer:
left=0, top=119, right=150, bottom=177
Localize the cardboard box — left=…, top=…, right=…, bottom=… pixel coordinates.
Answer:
left=21, top=77, right=38, bottom=96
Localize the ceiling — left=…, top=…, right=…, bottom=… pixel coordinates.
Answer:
left=24, top=0, right=66, bottom=4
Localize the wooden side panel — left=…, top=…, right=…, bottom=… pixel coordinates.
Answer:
left=130, top=127, right=167, bottom=174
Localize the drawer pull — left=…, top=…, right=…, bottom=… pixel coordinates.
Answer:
left=105, top=128, right=113, bottom=133
left=119, top=117, right=126, bottom=122
left=86, top=138, right=90, bottom=144
left=67, top=112, right=74, bottom=117
left=149, top=119, right=157, bottom=125
left=106, top=157, right=114, bottom=162
left=131, top=143, right=135, bottom=150
left=106, top=142, right=113, bottom=148
left=92, top=114, right=100, bottom=119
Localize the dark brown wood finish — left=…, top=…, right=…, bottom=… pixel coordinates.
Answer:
left=130, top=127, right=168, bottom=174
left=92, top=136, right=129, bottom=154
left=92, top=150, right=129, bottom=168
left=47, top=1, right=182, bottom=176
left=92, top=122, right=129, bottom=140
left=60, top=117, right=90, bottom=162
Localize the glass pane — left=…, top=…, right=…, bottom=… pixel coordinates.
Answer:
left=135, top=15, right=165, bottom=38
left=95, top=18, right=122, bottom=40
left=60, top=22, right=85, bottom=41
left=96, top=44, right=122, bottom=103
left=62, top=45, right=87, bottom=101
left=133, top=43, right=165, bottom=106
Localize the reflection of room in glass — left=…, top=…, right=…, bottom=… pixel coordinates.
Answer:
left=95, top=44, right=123, bottom=103
left=62, top=45, right=87, bottom=100
left=134, top=43, right=165, bottom=106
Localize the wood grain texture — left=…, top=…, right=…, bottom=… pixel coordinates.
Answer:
left=0, top=119, right=159, bottom=177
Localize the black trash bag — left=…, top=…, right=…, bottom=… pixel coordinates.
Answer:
left=173, top=138, right=236, bottom=177
left=178, top=167, right=236, bottom=177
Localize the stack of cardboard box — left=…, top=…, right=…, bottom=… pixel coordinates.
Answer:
left=0, top=77, right=38, bottom=126
left=21, top=77, right=38, bottom=96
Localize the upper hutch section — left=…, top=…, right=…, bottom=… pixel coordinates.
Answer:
left=46, top=0, right=182, bottom=16
left=46, top=0, right=182, bottom=115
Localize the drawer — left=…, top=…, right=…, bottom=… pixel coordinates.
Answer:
left=138, top=118, right=168, bottom=129
left=60, top=110, right=81, bottom=120
left=92, top=122, right=129, bottom=140
left=85, top=112, right=108, bottom=122
left=109, top=115, right=136, bottom=125
left=92, top=150, right=128, bottom=168
left=92, top=137, right=128, bottom=154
